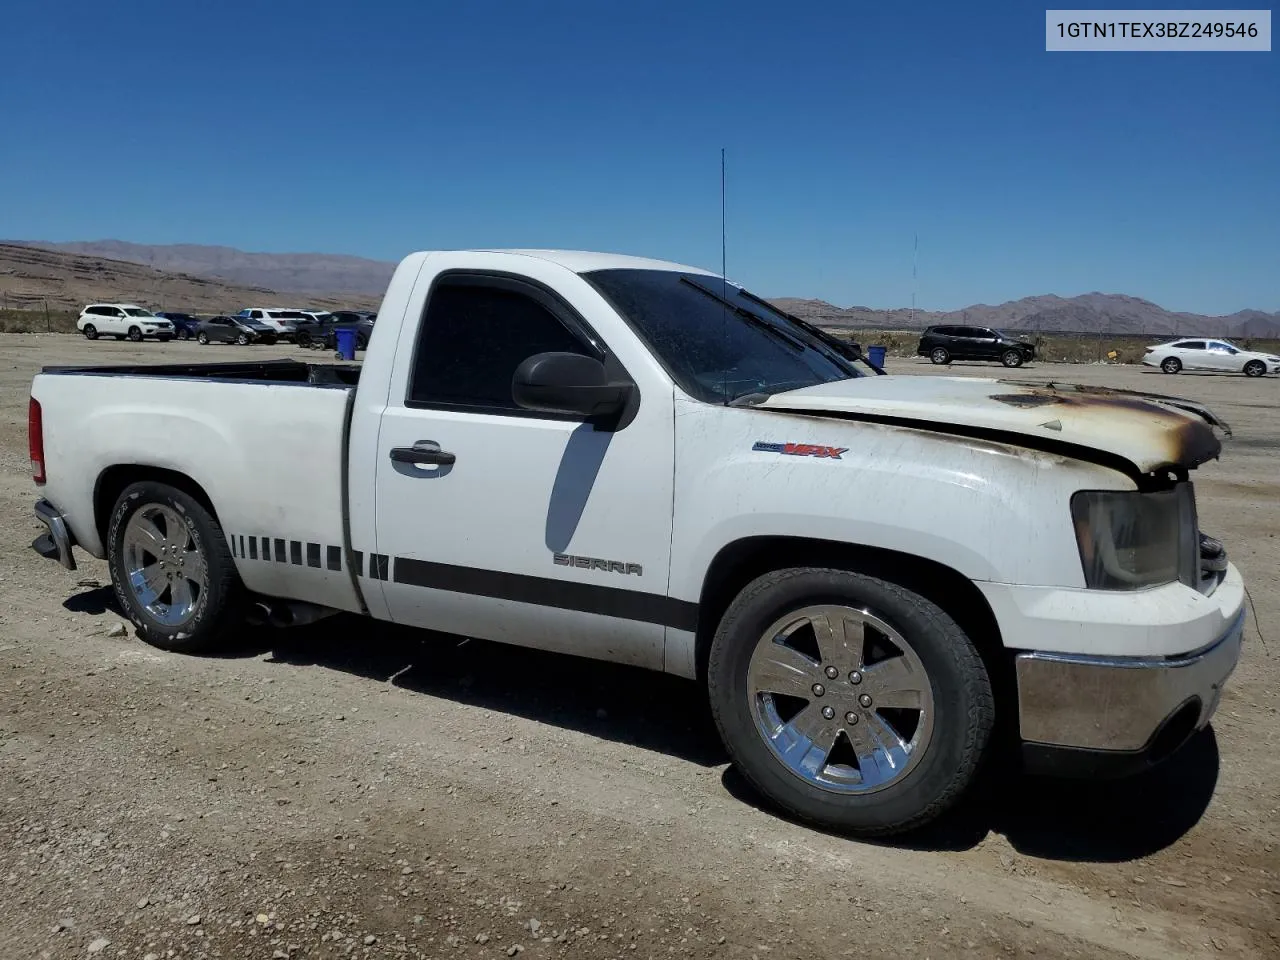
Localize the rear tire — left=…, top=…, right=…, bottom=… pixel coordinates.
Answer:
left=128, top=326, right=143, bottom=342
left=82, top=324, right=98, bottom=340
left=1161, top=357, right=1182, bottom=374
left=929, top=347, right=950, bottom=365
left=1243, top=360, right=1265, bottom=378
left=1001, top=350, right=1023, bottom=368
left=707, top=567, right=994, bottom=836
left=106, top=481, right=244, bottom=654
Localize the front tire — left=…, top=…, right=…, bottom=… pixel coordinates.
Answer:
left=1001, top=349, right=1023, bottom=368
left=1243, top=360, right=1266, bottom=378
left=929, top=347, right=950, bottom=365
left=127, top=326, right=143, bottom=342
left=107, top=481, right=244, bottom=653
left=236, top=333, right=249, bottom=345
left=179, top=329, right=191, bottom=341
left=708, top=568, right=993, bottom=836
left=82, top=324, right=98, bottom=340
left=197, top=331, right=210, bottom=345
left=1161, top=357, right=1182, bottom=374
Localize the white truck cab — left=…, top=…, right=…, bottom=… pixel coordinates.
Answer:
left=30, top=250, right=1246, bottom=836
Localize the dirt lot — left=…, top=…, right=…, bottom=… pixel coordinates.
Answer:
left=1, top=335, right=1277, bottom=960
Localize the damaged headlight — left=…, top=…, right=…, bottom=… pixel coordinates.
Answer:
left=1070, top=484, right=1198, bottom=590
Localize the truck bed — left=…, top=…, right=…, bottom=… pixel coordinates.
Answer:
left=32, top=359, right=365, bottom=614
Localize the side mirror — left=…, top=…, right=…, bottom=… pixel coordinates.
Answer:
left=512, top=352, right=632, bottom=419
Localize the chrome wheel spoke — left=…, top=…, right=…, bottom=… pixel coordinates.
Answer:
left=135, top=562, right=167, bottom=601
left=749, top=642, right=821, bottom=698
left=773, top=703, right=840, bottom=778
left=847, top=711, right=911, bottom=781
left=863, top=654, right=927, bottom=709
left=170, top=576, right=194, bottom=613
left=810, top=611, right=863, bottom=672
left=132, top=516, right=167, bottom=553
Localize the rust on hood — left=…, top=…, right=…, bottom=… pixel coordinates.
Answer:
left=755, top=376, right=1229, bottom=476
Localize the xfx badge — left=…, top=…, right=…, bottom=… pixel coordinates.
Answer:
left=554, top=553, right=643, bottom=576
left=753, top=441, right=848, bottom=459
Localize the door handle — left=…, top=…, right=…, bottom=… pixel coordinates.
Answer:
left=390, top=442, right=456, bottom=466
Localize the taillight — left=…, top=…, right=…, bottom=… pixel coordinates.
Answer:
left=29, top=397, right=45, bottom=485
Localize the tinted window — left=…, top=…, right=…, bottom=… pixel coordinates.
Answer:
left=249, top=310, right=263, bottom=319
left=1209, top=341, right=1236, bottom=353
left=408, top=279, right=591, bottom=411
left=584, top=269, right=857, bottom=404
left=85, top=306, right=106, bottom=316
left=933, top=326, right=960, bottom=337
left=1174, top=341, right=1206, bottom=350
left=957, top=326, right=988, bottom=338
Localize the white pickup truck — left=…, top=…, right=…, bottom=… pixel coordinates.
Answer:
left=29, top=250, right=1245, bottom=836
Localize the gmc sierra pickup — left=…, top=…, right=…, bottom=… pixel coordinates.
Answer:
left=29, top=249, right=1245, bottom=836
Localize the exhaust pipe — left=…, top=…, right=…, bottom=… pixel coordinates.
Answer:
left=249, top=599, right=339, bottom=628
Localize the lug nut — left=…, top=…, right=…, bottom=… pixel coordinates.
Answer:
left=858, top=694, right=873, bottom=708
left=821, top=706, right=835, bottom=720
left=811, top=683, right=825, bottom=697
left=845, top=712, right=858, bottom=725
left=824, top=665, right=838, bottom=679
left=849, top=671, right=863, bottom=685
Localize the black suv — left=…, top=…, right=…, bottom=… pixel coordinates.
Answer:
left=916, top=325, right=1035, bottom=367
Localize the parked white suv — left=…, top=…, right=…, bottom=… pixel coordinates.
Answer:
left=236, top=308, right=308, bottom=341
left=77, top=304, right=174, bottom=342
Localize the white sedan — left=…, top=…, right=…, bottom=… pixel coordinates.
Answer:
left=1142, top=339, right=1280, bottom=378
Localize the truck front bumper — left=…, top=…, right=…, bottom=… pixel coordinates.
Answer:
left=32, top=498, right=77, bottom=570
left=980, top=563, right=1246, bottom=777
left=1016, top=610, right=1243, bottom=776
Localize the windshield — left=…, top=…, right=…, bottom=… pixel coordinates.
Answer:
left=124, top=308, right=155, bottom=317
left=583, top=269, right=865, bottom=403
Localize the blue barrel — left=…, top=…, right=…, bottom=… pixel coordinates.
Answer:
left=334, top=327, right=358, bottom=360
left=868, top=345, right=887, bottom=368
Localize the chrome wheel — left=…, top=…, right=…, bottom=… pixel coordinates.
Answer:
left=929, top=348, right=949, bottom=365
left=122, top=505, right=207, bottom=627
left=746, top=605, right=934, bottom=794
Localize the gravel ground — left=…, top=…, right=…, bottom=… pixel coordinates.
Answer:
left=1, top=335, right=1277, bottom=960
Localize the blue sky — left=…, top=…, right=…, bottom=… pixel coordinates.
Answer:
left=1, top=1, right=1276, bottom=313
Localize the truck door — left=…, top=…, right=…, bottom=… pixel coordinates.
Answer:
left=369, top=269, right=676, bottom=670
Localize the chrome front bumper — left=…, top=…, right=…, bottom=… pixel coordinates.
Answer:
left=32, top=498, right=76, bottom=570
left=1016, top=609, right=1243, bottom=774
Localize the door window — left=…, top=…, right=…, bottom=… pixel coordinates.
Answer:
left=407, top=278, right=596, bottom=413
left=1173, top=341, right=1205, bottom=350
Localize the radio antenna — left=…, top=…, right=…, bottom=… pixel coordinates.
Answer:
left=720, top=147, right=728, bottom=403
left=911, top=232, right=918, bottom=327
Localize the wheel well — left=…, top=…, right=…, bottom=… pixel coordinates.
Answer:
left=694, top=536, right=1015, bottom=726
left=94, top=466, right=219, bottom=547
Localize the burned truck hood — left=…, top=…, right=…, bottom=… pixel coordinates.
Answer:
left=756, top=376, right=1229, bottom=475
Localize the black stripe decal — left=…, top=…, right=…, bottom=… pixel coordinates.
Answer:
left=248, top=537, right=257, bottom=560
left=275, top=538, right=287, bottom=563
left=290, top=540, right=303, bottom=565
left=371, top=554, right=389, bottom=580
left=327, top=545, right=342, bottom=571
left=307, top=542, right=321, bottom=568
left=351, top=551, right=364, bottom=577
left=230, top=536, right=237, bottom=558
left=239, top=535, right=246, bottom=558
left=392, top=557, right=698, bottom=631
left=261, top=537, right=271, bottom=561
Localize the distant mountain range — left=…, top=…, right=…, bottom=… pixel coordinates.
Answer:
left=7, top=240, right=1278, bottom=337
left=771, top=293, right=1280, bottom=339
left=0, top=243, right=379, bottom=313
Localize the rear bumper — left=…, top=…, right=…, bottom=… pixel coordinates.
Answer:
left=32, top=498, right=77, bottom=570
left=1016, top=608, right=1243, bottom=777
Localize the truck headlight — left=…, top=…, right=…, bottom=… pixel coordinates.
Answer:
left=1070, top=485, right=1198, bottom=590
